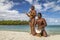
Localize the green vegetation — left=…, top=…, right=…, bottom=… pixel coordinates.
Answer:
left=0, top=20, right=29, bottom=25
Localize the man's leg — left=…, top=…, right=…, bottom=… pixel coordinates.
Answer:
left=42, top=29, right=47, bottom=37
left=31, top=19, right=36, bottom=36
left=31, top=24, right=36, bottom=36
left=29, top=22, right=36, bottom=35
left=29, top=22, right=32, bottom=34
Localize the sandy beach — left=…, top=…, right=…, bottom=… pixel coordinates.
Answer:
left=0, top=31, right=60, bottom=40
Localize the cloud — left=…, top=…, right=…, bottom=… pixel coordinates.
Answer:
left=45, top=2, right=60, bottom=12
left=0, top=0, right=29, bottom=21
left=45, top=18, right=60, bottom=25
left=44, top=1, right=60, bottom=12
left=34, top=3, right=42, bottom=12
left=32, top=0, right=60, bottom=12
left=25, top=0, right=33, bottom=4
left=25, top=0, right=60, bottom=12
left=0, top=0, right=6, bottom=2
left=42, top=2, right=55, bottom=11
left=0, top=0, right=14, bottom=10
left=0, top=10, right=29, bottom=21
left=57, top=0, right=60, bottom=3
left=30, top=0, right=55, bottom=12
left=52, top=5, right=60, bottom=12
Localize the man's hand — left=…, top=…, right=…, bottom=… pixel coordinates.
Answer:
left=26, top=13, right=30, bottom=17
left=26, top=13, right=28, bottom=16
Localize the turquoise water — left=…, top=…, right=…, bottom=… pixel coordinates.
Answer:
left=0, top=25, right=60, bottom=35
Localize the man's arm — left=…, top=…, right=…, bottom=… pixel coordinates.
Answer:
left=41, top=18, right=47, bottom=28
left=26, top=10, right=31, bottom=17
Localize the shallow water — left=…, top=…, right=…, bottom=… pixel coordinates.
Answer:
left=0, top=25, right=60, bottom=35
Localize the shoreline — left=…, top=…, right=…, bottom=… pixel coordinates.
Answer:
left=0, top=31, right=60, bottom=40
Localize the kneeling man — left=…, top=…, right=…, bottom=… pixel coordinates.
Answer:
left=35, top=13, right=47, bottom=37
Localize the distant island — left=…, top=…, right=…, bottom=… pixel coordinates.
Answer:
left=0, top=20, right=29, bottom=25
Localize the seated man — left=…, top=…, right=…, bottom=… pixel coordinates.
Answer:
left=35, top=13, right=47, bottom=37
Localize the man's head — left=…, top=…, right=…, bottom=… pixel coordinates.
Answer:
left=31, top=5, right=35, bottom=10
left=38, top=12, right=42, bottom=18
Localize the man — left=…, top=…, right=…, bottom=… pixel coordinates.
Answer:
left=26, top=5, right=36, bottom=36
left=35, top=13, right=47, bottom=37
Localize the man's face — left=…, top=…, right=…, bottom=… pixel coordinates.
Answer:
left=31, top=6, right=34, bottom=10
left=38, top=15, right=41, bottom=18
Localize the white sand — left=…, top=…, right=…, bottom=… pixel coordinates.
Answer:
left=0, top=31, right=60, bottom=40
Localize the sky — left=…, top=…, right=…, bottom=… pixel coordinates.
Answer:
left=0, top=0, right=60, bottom=25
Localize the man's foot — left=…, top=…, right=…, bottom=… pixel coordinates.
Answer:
left=42, top=35, right=47, bottom=37
left=35, top=34, right=41, bottom=37
left=32, top=33, right=37, bottom=36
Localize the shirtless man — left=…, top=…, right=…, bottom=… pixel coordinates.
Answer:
left=35, top=13, right=47, bottom=37
left=26, top=6, right=36, bottom=36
